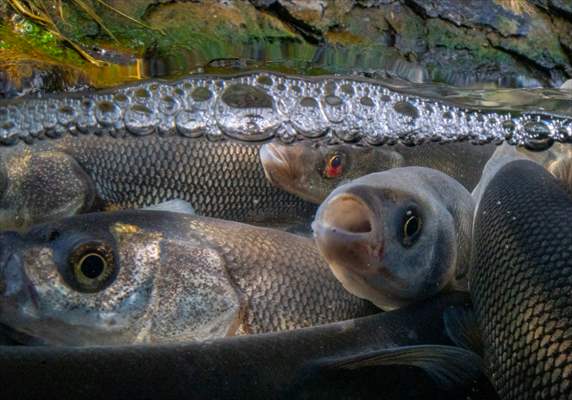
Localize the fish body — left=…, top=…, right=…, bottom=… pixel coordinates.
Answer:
left=0, top=292, right=497, bottom=400
left=472, top=142, right=572, bottom=203
left=0, top=210, right=375, bottom=345
left=471, top=159, right=572, bottom=399
left=261, top=141, right=495, bottom=203
left=312, top=167, right=474, bottom=310
left=0, top=135, right=316, bottom=230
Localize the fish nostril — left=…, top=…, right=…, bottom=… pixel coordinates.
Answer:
left=321, top=195, right=372, bottom=233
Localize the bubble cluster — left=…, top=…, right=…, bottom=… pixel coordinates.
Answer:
left=0, top=72, right=571, bottom=147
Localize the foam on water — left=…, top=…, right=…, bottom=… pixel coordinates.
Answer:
left=0, top=72, right=570, bottom=148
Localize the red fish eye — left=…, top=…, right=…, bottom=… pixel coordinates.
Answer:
left=325, top=155, right=343, bottom=178
left=330, top=155, right=342, bottom=168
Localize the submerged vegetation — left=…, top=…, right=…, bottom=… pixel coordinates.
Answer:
left=6, top=0, right=158, bottom=65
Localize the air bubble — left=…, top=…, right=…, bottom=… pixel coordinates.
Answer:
left=321, top=95, right=348, bottom=124
left=134, top=88, right=151, bottom=99
left=114, top=93, right=129, bottom=104
left=353, top=96, right=378, bottom=124
left=158, top=95, right=181, bottom=115
left=256, top=75, right=273, bottom=86
left=95, top=101, right=121, bottom=126
left=341, top=84, right=355, bottom=96
left=124, top=104, right=158, bottom=136
left=360, top=96, right=375, bottom=107
left=290, top=85, right=302, bottom=94
left=191, top=87, right=213, bottom=102
left=394, top=101, right=419, bottom=119
left=523, top=120, right=554, bottom=151
left=1, top=72, right=572, bottom=146
left=57, top=105, right=76, bottom=126
left=41, top=104, right=58, bottom=129
left=0, top=120, right=16, bottom=138
left=289, top=97, right=330, bottom=138
left=216, top=84, right=280, bottom=141
left=175, top=108, right=207, bottom=137
left=221, top=84, right=273, bottom=109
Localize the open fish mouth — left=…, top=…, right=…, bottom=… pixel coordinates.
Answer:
left=317, top=194, right=373, bottom=235
left=313, top=192, right=383, bottom=277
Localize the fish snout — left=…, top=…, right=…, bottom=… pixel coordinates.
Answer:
left=313, top=192, right=383, bottom=275
left=260, top=143, right=297, bottom=185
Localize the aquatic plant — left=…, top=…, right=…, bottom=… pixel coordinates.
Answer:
left=6, top=0, right=160, bottom=65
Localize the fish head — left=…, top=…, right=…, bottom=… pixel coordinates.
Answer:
left=0, top=147, right=94, bottom=232
left=260, top=142, right=402, bottom=204
left=313, top=167, right=474, bottom=311
left=0, top=214, right=162, bottom=345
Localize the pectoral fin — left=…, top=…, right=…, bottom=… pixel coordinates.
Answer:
left=319, top=344, right=483, bottom=388
left=444, top=306, right=483, bottom=355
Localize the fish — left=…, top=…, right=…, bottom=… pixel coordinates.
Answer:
left=469, top=158, right=572, bottom=399
left=0, top=135, right=317, bottom=231
left=0, top=291, right=498, bottom=400
left=312, top=166, right=474, bottom=311
left=0, top=72, right=568, bottom=148
left=0, top=209, right=378, bottom=345
left=260, top=141, right=496, bottom=203
left=472, top=141, right=572, bottom=202
left=345, top=157, right=572, bottom=399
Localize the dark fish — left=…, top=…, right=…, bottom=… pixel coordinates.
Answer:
left=0, top=292, right=497, bottom=400
left=0, top=135, right=316, bottom=231
left=260, top=141, right=495, bottom=203
left=471, top=159, right=572, bottom=399
left=312, top=167, right=474, bottom=310
left=0, top=209, right=376, bottom=345
left=472, top=142, right=572, bottom=200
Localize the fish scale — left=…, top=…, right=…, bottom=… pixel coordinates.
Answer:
left=471, top=159, right=572, bottom=400
left=22, top=134, right=317, bottom=224
left=181, top=218, right=377, bottom=334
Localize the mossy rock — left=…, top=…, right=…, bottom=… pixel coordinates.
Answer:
left=3, top=0, right=572, bottom=89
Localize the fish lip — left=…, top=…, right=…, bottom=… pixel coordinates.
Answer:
left=312, top=220, right=377, bottom=269
left=314, top=192, right=377, bottom=237
left=313, top=192, right=383, bottom=274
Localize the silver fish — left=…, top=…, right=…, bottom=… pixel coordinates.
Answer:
left=260, top=141, right=495, bottom=203
left=0, top=292, right=495, bottom=400
left=0, top=135, right=316, bottom=231
left=0, top=210, right=376, bottom=345
left=312, top=167, right=474, bottom=311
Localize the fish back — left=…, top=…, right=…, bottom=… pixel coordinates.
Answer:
left=471, top=159, right=572, bottom=399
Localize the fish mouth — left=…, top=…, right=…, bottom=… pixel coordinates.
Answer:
left=312, top=192, right=382, bottom=276
left=318, top=194, right=372, bottom=234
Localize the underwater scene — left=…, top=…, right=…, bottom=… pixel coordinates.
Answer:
left=1, top=1, right=572, bottom=399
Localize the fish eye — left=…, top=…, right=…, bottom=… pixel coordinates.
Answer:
left=68, top=242, right=115, bottom=293
left=324, top=154, right=344, bottom=178
left=401, top=209, right=423, bottom=247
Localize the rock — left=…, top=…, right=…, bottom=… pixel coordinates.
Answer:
left=4, top=0, right=572, bottom=89
left=0, top=61, right=90, bottom=99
